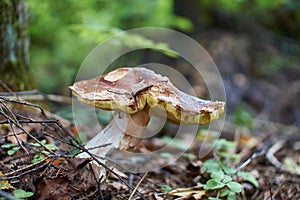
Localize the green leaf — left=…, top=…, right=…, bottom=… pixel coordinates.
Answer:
left=12, top=146, right=21, bottom=151
left=221, top=161, right=236, bottom=175
left=206, top=179, right=225, bottom=190
left=233, top=105, right=253, bottom=128
left=211, top=171, right=225, bottom=180
left=13, top=189, right=34, bottom=198
left=183, top=153, right=197, bottom=160
left=227, top=191, right=237, bottom=200
left=70, top=148, right=81, bottom=156
left=213, top=139, right=236, bottom=152
left=222, top=175, right=233, bottom=183
left=31, top=154, right=45, bottom=164
left=7, top=149, right=16, bottom=155
left=208, top=197, right=221, bottom=200
left=41, top=150, right=50, bottom=155
left=237, top=171, right=259, bottom=188
left=220, top=188, right=230, bottom=197
left=45, top=143, right=58, bottom=151
left=29, top=142, right=41, bottom=147
left=1, top=143, right=15, bottom=148
left=226, top=181, right=243, bottom=193
left=201, top=159, right=221, bottom=173
left=161, top=185, right=172, bottom=193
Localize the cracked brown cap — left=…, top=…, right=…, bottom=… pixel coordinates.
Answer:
left=69, top=67, right=225, bottom=124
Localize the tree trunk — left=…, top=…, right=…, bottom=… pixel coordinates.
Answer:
left=0, top=0, right=34, bottom=91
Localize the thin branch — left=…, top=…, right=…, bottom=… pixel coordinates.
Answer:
left=266, top=140, right=285, bottom=170
left=0, top=80, right=14, bottom=95
left=0, top=156, right=56, bottom=180
left=89, top=163, right=104, bottom=200
left=236, top=147, right=267, bottom=172
left=0, top=90, right=72, bottom=104
left=266, top=140, right=300, bottom=175
left=0, top=96, right=47, bottom=118
left=0, top=189, right=17, bottom=200
left=0, top=103, right=29, bottom=153
left=0, top=96, right=145, bottom=199
left=0, top=105, right=55, bottom=154
left=128, top=172, right=148, bottom=200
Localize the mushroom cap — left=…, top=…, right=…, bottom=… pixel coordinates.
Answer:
left=70, top=67, right=225, bottom=124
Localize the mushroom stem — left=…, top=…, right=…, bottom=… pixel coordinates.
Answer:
left=78, top=109, right=150, bottom=159
left=120, top=108, right=150, bottom=151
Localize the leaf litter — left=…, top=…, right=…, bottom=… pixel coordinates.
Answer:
left=0, top=95, right=300, bottom=199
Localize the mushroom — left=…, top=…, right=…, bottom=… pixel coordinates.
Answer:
left=70, top=67, right=225, bottom=160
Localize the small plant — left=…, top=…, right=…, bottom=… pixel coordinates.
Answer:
left=29, top=139, right=58, bottom=163
left=1, top=143, right=20, bottom=155
left=233, top=105, right=253, bottom=128
left=200, top=139, right=259, bottom=200
left=161, top=185, right=173, bottom=193
left=201, top=159, right=242, bottom=200
left=13, top=189, right=34, bottom=199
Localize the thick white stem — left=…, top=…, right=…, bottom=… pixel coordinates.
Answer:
left=78, top=112, right=128, bottom=159
left=76, top=110, right=150, bottom=179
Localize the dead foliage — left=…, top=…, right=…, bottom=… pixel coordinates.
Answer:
left=0, top=93, right=299, bottom=199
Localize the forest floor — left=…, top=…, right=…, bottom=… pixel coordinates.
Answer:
left=0, top=95, right=299, bottom=200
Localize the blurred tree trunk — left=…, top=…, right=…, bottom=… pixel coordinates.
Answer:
left=0, top=0, right=34, bottom=91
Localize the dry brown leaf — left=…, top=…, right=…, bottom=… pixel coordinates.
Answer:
left=169, top=185, right=206, bottom=199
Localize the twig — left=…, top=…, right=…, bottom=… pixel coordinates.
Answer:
left=89, top=163, right=103, bottom=200
left=0, top=89, right=39, bottom=96
left=0, top=157, right=56, bottom=180
left=0, top=90, right=72, bottom=104
left=0, top=102, right=29, bottom=153
left=82, top=151, right=145, bottom=199
left=128, top=172, right=148, bottom=200
left=35, top=117, right=146, bottom=199
left=8, top=120, right=29, bottom=154
left=0, top=109, right=55, bottom=154
left=0, top=155, right=59, bottom=179
left=0, top=190, right=17, bottom=200
left=0, top=96, right=47, bottom=118
left=0, top=96, right=145, bottom=199
left=236, top=147, right=267, bottom=172
left=266, top=140, right=285, bottom=170
left=0, top=80, right=14, bottom=95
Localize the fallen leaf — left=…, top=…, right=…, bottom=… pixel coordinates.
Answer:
left=169, top=185, right=206, bottom=199
left=0, top=171, right=14, bottom=189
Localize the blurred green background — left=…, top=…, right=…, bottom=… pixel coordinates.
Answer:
left=26, top=0, right=300, bottom=125
left=27, top=0, right=299, bottom=93
left=27, top=0, right=192, bottom=93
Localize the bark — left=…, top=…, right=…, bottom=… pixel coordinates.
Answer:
left=0, top=0, right=34, bottom=91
